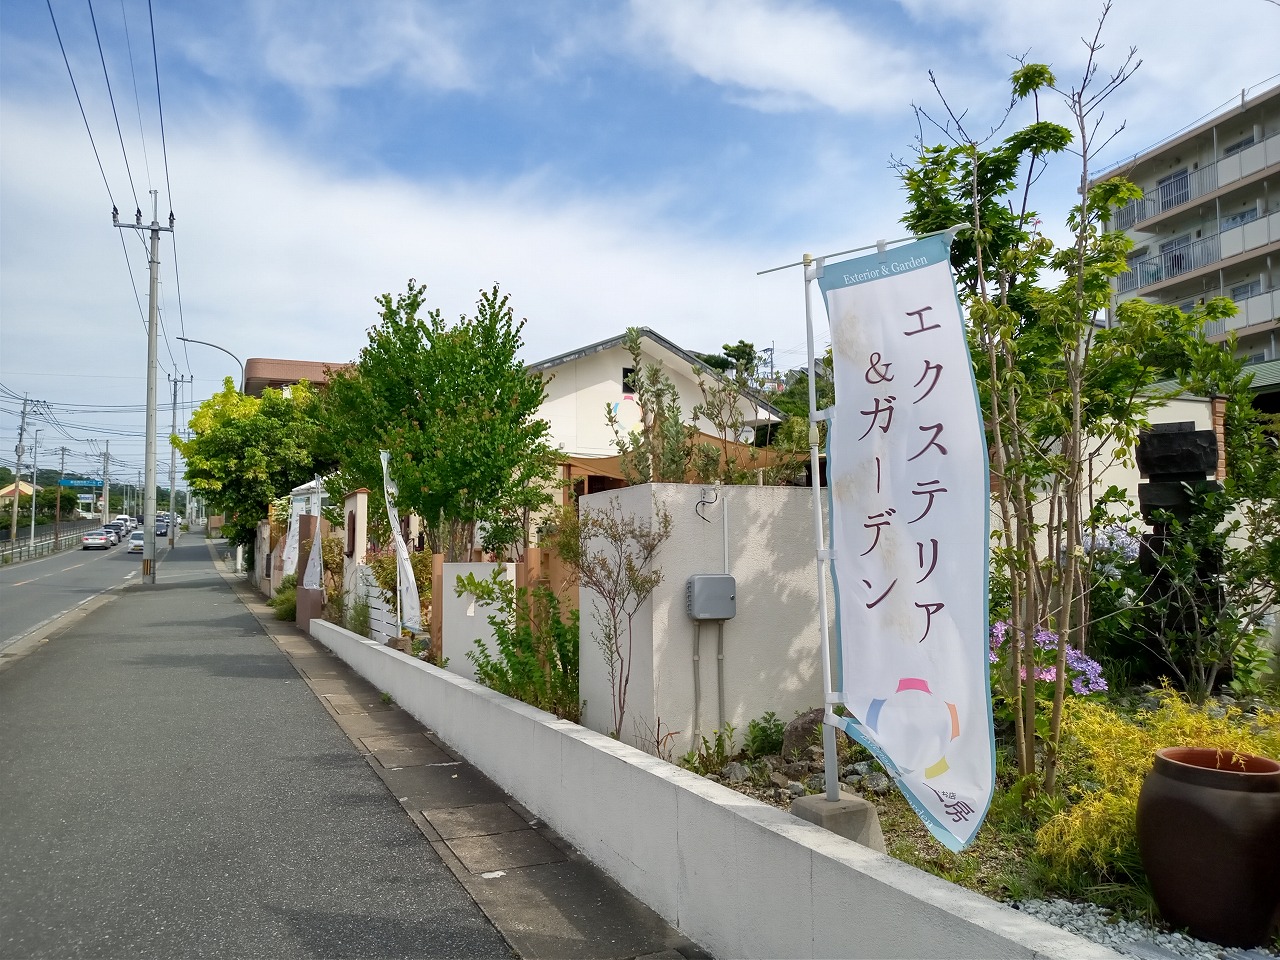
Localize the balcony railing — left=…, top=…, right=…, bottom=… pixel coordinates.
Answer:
left=1118, top=233, right=1222, bottom=293
left=1112, top=165, right=1219, bottom=230
left=1201, top=316, right=1228, bottom=338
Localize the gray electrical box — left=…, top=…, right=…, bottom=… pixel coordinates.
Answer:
left=686, top=574, right=736, bottom=621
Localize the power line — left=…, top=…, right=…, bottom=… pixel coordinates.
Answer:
left=143, top=0, right=190, bottom=376
left=86, top=0, right=140, bottom=213
left=118, top=0, right=153, bottom=188
left=147, top=0, right=172, bottom=216
left=46, top=0, right=115, bottom=210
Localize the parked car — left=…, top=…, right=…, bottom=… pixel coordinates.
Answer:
left=128, top=530, right=145, bottom=553
left=82, top=529, right=112, bottom=550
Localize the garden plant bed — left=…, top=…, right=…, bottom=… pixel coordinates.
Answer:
left=684, top=688, right=1280, bottom=959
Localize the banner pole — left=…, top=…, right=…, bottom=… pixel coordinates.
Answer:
left=803, top=254, right=841, bottom=803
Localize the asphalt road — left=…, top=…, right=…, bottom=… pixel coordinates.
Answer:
left=0, top=535, right=512, bottom=959
left=0, top=534, right=166, bottom=654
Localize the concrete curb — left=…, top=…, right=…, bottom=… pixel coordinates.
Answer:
left=0, top=542, right=179, bottom=670
left=0, top=583, right=128, bottom=672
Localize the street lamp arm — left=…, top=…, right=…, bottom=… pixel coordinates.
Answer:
left=177, top=337, right=245, bottom=393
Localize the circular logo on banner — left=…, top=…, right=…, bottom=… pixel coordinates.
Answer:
left=864, top=677, right=959, bottom=779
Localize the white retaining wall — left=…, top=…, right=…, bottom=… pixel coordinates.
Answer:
left=309, top=618, right=1120, bottom=960
left=578, top=484, right=831, bottom=753
left=440, top=561, right=516, bottom=682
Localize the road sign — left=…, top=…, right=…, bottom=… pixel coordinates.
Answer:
left=77, top=494, right=95, bottom=503
left=59, top=478, right=103, bottom=488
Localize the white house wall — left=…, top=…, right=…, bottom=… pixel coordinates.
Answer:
left=539, top=342, right=774, bottom=458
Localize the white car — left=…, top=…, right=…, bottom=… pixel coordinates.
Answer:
left=128, top=530, right=145, bottom=553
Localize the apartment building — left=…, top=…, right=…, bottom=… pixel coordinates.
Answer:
left=1098, top=83, right=1279, bottom=364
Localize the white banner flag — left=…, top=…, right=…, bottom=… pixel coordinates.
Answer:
left=302, top=480, right=324, bottom=592
left=819, top=234, right=993, bottom=851
left=379, top=450, right=422, bottom=633
left=280, top=498, right=303, bottom=576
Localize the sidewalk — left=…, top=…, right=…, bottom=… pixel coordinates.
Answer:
left=0, top=534, right=707, bottom=960
left=211, top=542, right=708, bottom=960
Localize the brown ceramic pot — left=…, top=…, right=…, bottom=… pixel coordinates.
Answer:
left=1136, top=746, right=1280, bottom=948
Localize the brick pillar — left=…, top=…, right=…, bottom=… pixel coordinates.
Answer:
left=1211, top=397, right=1228, bottom=481
left=296, top=513, right=323, bottom=631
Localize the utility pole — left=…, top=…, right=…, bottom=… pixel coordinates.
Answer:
left=9, top=395, right=29, bottom=541
left=28, top=429, right=42, bottom=547
left=101, top=443, right=111, bottom=525
left=55, top=446, right=68, bottom=539
left=116, top=190, right=173, bottom=583
left=166, top=374, right=190, bottom=547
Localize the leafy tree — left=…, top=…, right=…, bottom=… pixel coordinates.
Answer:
left=323, top=281, right=559, bottom=561
left=551, top=496, right=671, bottom=739
left=606, top=327, right=695, bottom=484
left=896, top=15, right=1231, bottom=793
left=176, top=378, right=324, bottom=546
left=694, top=339, right=759, bottom=378
left=35, top=486, right=77, bottom=520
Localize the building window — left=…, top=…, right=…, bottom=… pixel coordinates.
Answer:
left=1222, top=135, right=1255, bottom=157
left=1157, top=168, right=1189, bottom=210
left=1221, top=207, right=1259, bottom=232
left=1230, top=279, right=1262, bottom=301
left=622, top=367, right=637, bottom=395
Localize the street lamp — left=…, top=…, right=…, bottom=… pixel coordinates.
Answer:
left=177, top=337, right=245, bottom=393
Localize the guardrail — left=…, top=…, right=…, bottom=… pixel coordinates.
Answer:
left=0, top=519, right=105, bottom=565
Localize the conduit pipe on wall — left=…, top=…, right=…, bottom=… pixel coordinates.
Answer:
left=719, top=487, right=728, bottom=732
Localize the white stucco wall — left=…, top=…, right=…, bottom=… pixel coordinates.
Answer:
left=539, top=342, right=775, bottom=457
left=440, top=561, right=515, bottom=682
left=577, top=484, right=832, bottom=754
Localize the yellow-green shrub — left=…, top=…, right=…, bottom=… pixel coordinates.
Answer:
left=1036, top=688, right=1280, bottom=879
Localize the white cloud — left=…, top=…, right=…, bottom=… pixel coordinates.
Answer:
left=0, top=95, right=827, bottom=423
left=894, top=0, right=1280, bottom=168
left=183, top=0, right=474, bottom=96
left=627, top=0, right=918, bottom=114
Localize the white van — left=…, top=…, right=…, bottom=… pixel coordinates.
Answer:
left=115, top=514, right=136, bottom=531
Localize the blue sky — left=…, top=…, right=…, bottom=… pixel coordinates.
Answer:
left=1, top=0, right=1277, bottom=480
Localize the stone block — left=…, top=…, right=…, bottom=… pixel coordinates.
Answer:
left=1137, top=427, right=1218, bottom=479
left=790, top=793, right=886, bottom=853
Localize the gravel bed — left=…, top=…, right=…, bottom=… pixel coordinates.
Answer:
left=1015, top=899, right=1278, bottom=960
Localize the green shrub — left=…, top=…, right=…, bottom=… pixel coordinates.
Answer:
left=345, top=595, right=371, bottom=638
left=1036, top=687, right=1280, bottom=885
left=270, top=573, right=298, bottom=621
left=742, top=710, right=785, bottom=760
left=457, top=571, right=580, bottom=722
left=679, top=724, right=736, bottom=775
